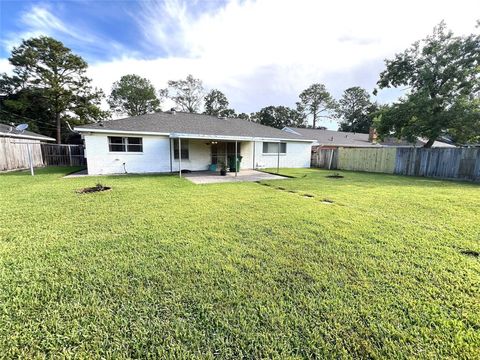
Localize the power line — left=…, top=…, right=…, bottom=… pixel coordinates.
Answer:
left=0, top=110, right=59, bottom=130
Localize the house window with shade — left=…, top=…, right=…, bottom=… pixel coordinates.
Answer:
left=262, top=142, right=287, bottom=154
left=108, top=137, right=143, bottom=152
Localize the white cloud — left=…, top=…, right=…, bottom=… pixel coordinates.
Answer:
left=3, top=0, right=480, bottom=128
left=88, top=0, right=479, bottom=128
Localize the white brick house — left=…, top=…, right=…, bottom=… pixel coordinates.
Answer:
left=75, top=112, right=314, bottom=175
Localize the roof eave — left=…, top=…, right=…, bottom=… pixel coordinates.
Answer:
left=75, top=127, right=315, bottom=142
left=0, top=132, right=55, bottom=141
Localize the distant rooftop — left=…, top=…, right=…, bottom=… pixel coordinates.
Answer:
left=283, top=127, right=456, bottom=148
left=0, top=123, right=55, bottom=141
left=283, top=127, right=375, bottom=147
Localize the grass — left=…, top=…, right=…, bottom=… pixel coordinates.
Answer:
left=0, top=167, right=479, bottom=358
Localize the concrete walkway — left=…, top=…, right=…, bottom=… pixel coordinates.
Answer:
left=63, top=169, right=89, bottom=178
left=183, top=170, right=287, bottom=184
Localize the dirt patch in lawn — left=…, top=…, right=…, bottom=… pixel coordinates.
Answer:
left=76, top=184, right=111, bottom=194
left=326, top=173, right=344, bottom=179
left=460, top=249, right=480, bottom=258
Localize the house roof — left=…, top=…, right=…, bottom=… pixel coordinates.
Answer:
left=0, top=123, right=55, bottom=141
left=283, top=127, right=456, bottom=148
left=283, top=127, right=376, bottom=147
left=380, top=137, right=456, bottom=148
left=75, top=112, right=314, bottom=142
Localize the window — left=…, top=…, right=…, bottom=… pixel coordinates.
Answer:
left=263, top=142, right=287, bottom=154
left=108, top=136, right=143, bottom=152
left=173, top=139, right=189, bottom=159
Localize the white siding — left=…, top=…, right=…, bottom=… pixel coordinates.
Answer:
left=84, top=133, right=211, bottom=175
left=83, top=134, right=312, bottom=175
left=251, top=141, right=311, bottom=168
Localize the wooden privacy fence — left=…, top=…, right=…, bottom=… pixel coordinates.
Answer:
left=394, top=148, right=480, bottom=181
left=312, top=146, right=480, bottom=182
left=41, top=144, right=86, bottom=166
left=0, top=137, right=44, bottom=171
left=337, top=147, right=396, bottom=173
left=0, top=139, right=85, bottom=171
left=311, top=148, right=338, bottom=169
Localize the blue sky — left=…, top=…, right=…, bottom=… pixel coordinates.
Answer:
left=1, top=0, right=154, bottom=60
left=1, top=0, right=479, bottom=128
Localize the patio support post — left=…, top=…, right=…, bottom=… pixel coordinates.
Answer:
left=235, top=140, right=238, bottom=177
left=178, top=138, right=182, bottom=178
left=252, top=141, right=256, bottom=169
left=277, top=143, right=280, bottom=173
left=169, top=138, right=173, bottom=173
left=224, top=142, right=227, bottom=169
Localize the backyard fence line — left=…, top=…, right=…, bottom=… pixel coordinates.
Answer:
left=0, top=139, right=86, bottom=171
left=311, top=148, right=337, bottom=169
left=41, top=144, right=86, bottom=166
left=312, top=146, right=480, bottom=182
left=0, top=137, right=44, bottom=171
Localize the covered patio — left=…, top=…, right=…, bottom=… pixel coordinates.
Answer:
left=183, top=169, right=287, bottom=184
left=169, top=133, right=285, bottom=178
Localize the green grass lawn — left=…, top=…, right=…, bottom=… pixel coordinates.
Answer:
left=0, top=167, right=479, bottom=358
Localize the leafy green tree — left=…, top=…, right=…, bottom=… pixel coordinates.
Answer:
left=375, top=22, right=480, bottom=147
left=162, top=74, right=205, bottom=113
left=108, top=74, right=160, bottom=116
left=336, top=86, right=376, bottom=133
left=236, top=112, right=251, bottom=120
left=252, top=106, right=305, bottom=129
left=204, top=89, right=229, bottom=116
left=296, top=83, right=336, bottom=128
left=0, top=36, right=107, bottom=143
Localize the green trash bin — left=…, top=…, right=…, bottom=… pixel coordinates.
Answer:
left=228, top=155, right=242, bottom=172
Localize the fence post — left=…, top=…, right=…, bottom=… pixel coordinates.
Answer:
left=67, top=145, right=73, bottom=166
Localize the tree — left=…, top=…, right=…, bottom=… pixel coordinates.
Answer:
left=0, top=36, right=107, bottom=143
left=236, top=112, right=251, bottom=120
left=296, top=83, right=336, bottom=128
left=251, top=106, right=305, bottom=129
left=162, top=74, right=205, bottom=113
left=108, top=74, right=160, bottom=116
left=375, top=22, right=480, bottom=147
left=203, top=89, right=229, bottom=116
left=336, top=86, right=376, bottom=133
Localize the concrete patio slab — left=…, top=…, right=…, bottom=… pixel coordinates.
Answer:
left=183, top=169, right=287, bottom=184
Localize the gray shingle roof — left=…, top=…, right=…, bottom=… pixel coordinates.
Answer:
left=0, top=123, right=55, bottom=141
left=75, top=112, right=313, bottom=141
left=284, top=127, right=374, bottom=146
left=284, top=127, right=456, bottom=148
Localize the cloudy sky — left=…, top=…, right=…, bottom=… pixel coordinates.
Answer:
left=0, top=0, right=479, bottom=128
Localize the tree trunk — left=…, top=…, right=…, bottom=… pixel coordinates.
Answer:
left=56, top=112, right=61, bottom=144
left=313, top=112, right=317, bottom=129
left=423, top=138, right=435, bottom=148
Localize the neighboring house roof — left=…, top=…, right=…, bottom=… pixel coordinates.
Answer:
left=75, top=112, right=314, bottom=142
left=0, top=123, right=55, bottom=141
left=283, top=127, right=376, bottom=147
left=380, top=137, right=456, bottom=148
left=283, top=127, right=456, bottom=148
